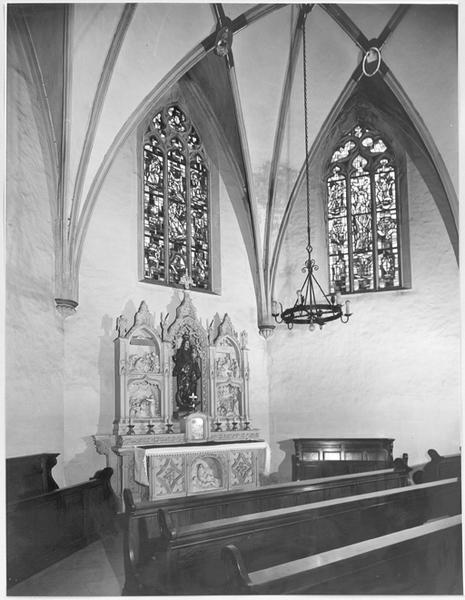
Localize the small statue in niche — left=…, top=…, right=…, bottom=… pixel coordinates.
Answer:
left=172, top=334, right=201, bottom=414
left=116, top=314, right=129, bottom=337
left=231, top=358, right=240, bottom=378
left=240, top=330, right=248, bottom=348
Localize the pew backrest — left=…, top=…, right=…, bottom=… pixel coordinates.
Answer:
left=414, top=449, right=461, bottom=483
left=7, top=467, right=116, bottom=587
left=222, top=514, right=462, bottom=595
left=122, top=465, right=411, bottom=589
left=124, top=465, right=410, bottom=539
left=157, top=477, right=460, bottom=593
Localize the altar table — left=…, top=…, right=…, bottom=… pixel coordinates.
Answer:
left=134, top=441, right=270, bottom=500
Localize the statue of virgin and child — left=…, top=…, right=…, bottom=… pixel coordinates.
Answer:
left=172, top=334, right=201, bottom=415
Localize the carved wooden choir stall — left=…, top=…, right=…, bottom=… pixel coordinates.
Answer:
left=95, top=293, right=268, bottom=504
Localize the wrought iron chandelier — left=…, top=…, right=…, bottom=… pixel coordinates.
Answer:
left=272, top=6, right=352, bottom=331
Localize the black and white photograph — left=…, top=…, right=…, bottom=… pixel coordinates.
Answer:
left=4, top=1, right=462, bottom=595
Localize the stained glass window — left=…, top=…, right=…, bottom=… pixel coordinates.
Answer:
left=326, top=125, right=401, bottom=293
left=143, top=105, right=210, bottom=290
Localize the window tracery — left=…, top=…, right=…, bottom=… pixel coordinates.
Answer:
left=143, top=104, right=210, bottom=290
left=326, top=124, right=401, bottom=293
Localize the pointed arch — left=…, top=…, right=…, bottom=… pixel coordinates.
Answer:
left=141, top=101, right=211, bottom=291
left=271, top=70, right=458, bottom=300
left=325, top=122, right=404, bottom=294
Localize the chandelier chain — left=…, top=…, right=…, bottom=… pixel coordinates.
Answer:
left=270, top=4, right=352, bottom=331
left=302, top=12, right=311, bottom=255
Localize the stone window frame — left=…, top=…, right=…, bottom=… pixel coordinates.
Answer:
left=138, top=87, right=221, bottom=295
left=324, top=123, right=411, bottom=295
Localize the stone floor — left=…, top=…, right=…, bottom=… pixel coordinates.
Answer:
left=8, top=529, right=125, bottom=596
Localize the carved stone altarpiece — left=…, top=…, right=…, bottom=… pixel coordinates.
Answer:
left=95, top=293, right=262, bottom=505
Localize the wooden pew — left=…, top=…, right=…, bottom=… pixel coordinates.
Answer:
left=6, top=453, right=59, bottom=503
left=125, top=461, right=410, bottom=534
left=127, top=477, right=460, bottom=595
left=122, top=463, right=410, bottom=594
left=222, top=514, right=462, bottom=595
left=7, top=467, right=117, bottom=587
left=413, top=449, right=461, bottom=483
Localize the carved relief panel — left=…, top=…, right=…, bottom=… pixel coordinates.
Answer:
left=215, top=338, right=242, bottom=419
left=153, top=455, right=186, bottom=498
left=115, top=301, right=167, bottom=435
left=229, top=450, right=255, bottom=488
left=139, top=443, right=266, bottom=500
left=209, top=314, right=250, bottom=427
left=189, top=455, right=226, bottom=494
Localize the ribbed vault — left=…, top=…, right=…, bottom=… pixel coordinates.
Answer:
left=8, top=3, right=458, bottom=332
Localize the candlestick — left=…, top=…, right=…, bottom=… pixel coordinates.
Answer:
left=165, top=416, right=174, bottom=434
left=345, top=299, right=351, bottom=316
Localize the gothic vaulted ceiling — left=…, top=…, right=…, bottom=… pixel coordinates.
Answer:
left=9, top=3, right=458, bottom=330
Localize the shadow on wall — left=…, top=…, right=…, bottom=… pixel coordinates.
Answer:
left=97, top=313, right=118, bottom=435
left=63, top=436, right=106, bottom=485
left=264, top=439, right=295, bottom=484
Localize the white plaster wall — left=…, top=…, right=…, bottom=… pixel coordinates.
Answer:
left=6, top=35, right=66, bottom=484
left=270, top=157, right=460, bottom=480
left=62, top=132, right=270, bottom=483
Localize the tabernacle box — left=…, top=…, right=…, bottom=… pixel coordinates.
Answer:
left=181, top=412, right=210, bottom=443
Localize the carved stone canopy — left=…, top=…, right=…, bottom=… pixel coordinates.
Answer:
left=117, top=300, right=157, bottom=338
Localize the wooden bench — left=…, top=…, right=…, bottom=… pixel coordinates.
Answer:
left=127, top=477, right=460, bottom=594
left=122, top=463, right=410, bottom=594
left=222, top=514, right=462, bottom=594
left=7, top=467, right=117, bottom=587
left=125, top=461, right=410, bottom=534
left=413, top=449, right=461, bottom=483
left=6, top=453, right=59, bottom=503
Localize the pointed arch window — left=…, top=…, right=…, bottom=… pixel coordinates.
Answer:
left=142, top=104, right=211, bottom=290
left=326, top=124, right=404, bottom=294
